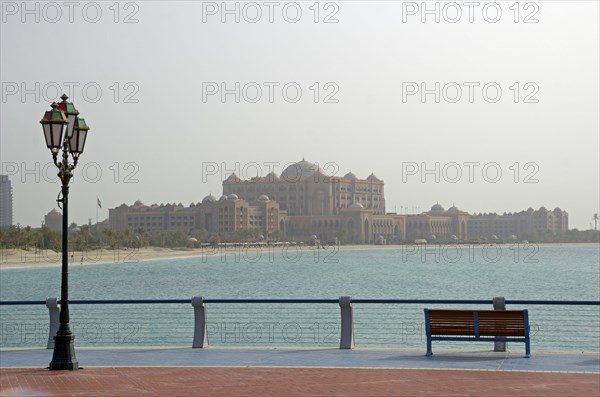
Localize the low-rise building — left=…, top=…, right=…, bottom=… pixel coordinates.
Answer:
left=44, top=209, right=62, bottom=232
left=109, top=196, right=286, bottom=237
left=468, top=207, right=568, bottom=240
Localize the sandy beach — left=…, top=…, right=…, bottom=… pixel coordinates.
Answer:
left=0, top=244, right=393, bottom=269
left=0, top=246, right=223, bottom=269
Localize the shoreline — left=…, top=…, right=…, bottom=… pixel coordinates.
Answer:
left=1, top=242, right=598, bottom=270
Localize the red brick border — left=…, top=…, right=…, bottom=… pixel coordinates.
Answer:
left=1, top=367, right=599, bottom=397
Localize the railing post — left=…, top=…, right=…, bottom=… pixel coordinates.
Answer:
left=339, top=296, right=354, bottom=349
left=192, top=296, right=208, bottom=348
left=493, top=296, right=506, bottom=352
left=46, top=297, right=60, bottom=349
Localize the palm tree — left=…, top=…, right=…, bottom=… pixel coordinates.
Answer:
left=102, top=229, right=118, bottom=249
left=136, top=227, right=151, bottom=248
left=190, top=228, right=208, bottom=243
left=119, top=228, right=133, bottom=248
left=79, top=225, right=92, bottom=250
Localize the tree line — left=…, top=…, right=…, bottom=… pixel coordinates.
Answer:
left=0, top=224, right=289, bottom=251
left=1, top=224, right=597, bottom=252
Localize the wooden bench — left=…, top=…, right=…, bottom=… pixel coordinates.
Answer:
left=424, top=309, right=531, bottom=357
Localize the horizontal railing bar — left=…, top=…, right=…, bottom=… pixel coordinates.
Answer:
left=506, top=300, right=600, bottom=305
left=352, top=299, right=494, bottom=304
left=1, top=299, right=599, bottom=305
left=0, top=301, right=46, bottom=305
left=205, top=299, right=339, bottom=304
left=70, top=299, right=191, bottom=304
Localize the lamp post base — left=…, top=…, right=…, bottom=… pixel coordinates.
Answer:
left=49, top=334, right=79, bottom=370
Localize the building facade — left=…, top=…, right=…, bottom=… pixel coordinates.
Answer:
left=468, top=207, right=568, bottom=240
left=405, top=204, right=470, bottom=241
left=107, top=159, right=569, bottom=244
left=284, top=204, right=405, bottom=244
left=0, top=175, right=13, bottom=227
left=44, top=209, right=62, bottom=232
left=222, top=159, right=386, bottom=216
left=109, top=196, right=285, bottom=236
left=404, top=204, right=569, bottom=241
left=222, top=159, right=399, bottom=243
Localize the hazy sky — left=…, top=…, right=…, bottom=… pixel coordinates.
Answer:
left=1, top=1, right=598, bottom=230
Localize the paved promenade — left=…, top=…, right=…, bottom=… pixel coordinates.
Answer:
left=1, top=348, right=599, bottom=396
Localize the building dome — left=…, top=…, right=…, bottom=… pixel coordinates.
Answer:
left=448, top=205, right=459, bottom=213
left=344, top=171, right=358, bottom=180
left=281, top=159, right=324, bottom=180
left=539, top=206, right=547, bottom=212
left=264, top=172, right=279, bottom=182
left=430, top=203, right=445, bottom=212
left=348, top=203, right=364, bottom=209
left=258, top=194, right=270, bottom=201
left=225, top=173, right=240, bottom=182
left=366, top=173, right=381, bottom=181
left=202, top=194, right=217, bottom=203
left=219, top=195, right=227, bottom=201
left=227, top=193, right=239, bottom=200
left=554, top=207, right=562, bottom=212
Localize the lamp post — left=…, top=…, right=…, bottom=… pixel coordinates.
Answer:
left=40, top=94, right=90, bottom=371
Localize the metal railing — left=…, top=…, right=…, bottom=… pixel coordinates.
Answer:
left=1, top=298, right=599, bottom=352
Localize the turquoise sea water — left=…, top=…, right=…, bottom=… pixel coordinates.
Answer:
left=1, top=244, right=599, bottom=351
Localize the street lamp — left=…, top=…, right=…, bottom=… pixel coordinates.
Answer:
left=40, top=95, right=91, bottom=371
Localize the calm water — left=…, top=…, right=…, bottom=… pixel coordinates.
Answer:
left=1, top=244, right=599, bottom=351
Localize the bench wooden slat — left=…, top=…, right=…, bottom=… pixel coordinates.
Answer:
left=424, top=308, right=531, bottom=357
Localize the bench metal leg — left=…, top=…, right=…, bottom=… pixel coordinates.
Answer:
left=426, top=337, right=432, bottom=356
left=525, top=338, right=531, bottom=358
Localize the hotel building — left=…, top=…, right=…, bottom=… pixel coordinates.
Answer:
left=108, top=159, right=568, bottom=243
left=468, top=207, right=568, bottom=240
left=223, top=159, right=403, bottom=243
left=223, top=159, right=386, bottom=216
left=109, top=196, right=284, bottom=237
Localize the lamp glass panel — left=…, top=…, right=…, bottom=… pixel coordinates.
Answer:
left=66, top=114, right=76, bottom=138
left=51, top=124, right=64, bottom=149
left=68, top=131, right=78, bottom=153
left=69, top=130, right=88, bottom=154
left=77, top=130, right=87, bottom=152
left=43, top=124, right=52, bottom=148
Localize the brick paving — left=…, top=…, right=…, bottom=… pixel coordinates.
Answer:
left=1, top=366, right=599, bottom=397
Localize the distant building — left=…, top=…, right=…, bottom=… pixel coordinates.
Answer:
left=223, top=159, right=386, bottom=216
left=284, top=204, right=405, bottom=243
left=404, top=204, right=569, bottom=241
left=44, top=209, right=62, bottom=232
left=93, top=218, right=110, bottom=233
left=468, top=207, right=568, bottom=240
left=107, top=158, right=569, bottom=244
left=405, top=204, right=470, bottom=241
left=222, top=159, right=403, bottom=243
left=0, top=175, right=14, bottom=227
left=198, top=194, right=284, bottom=235
left=109, top=196, right=286, bottom=236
